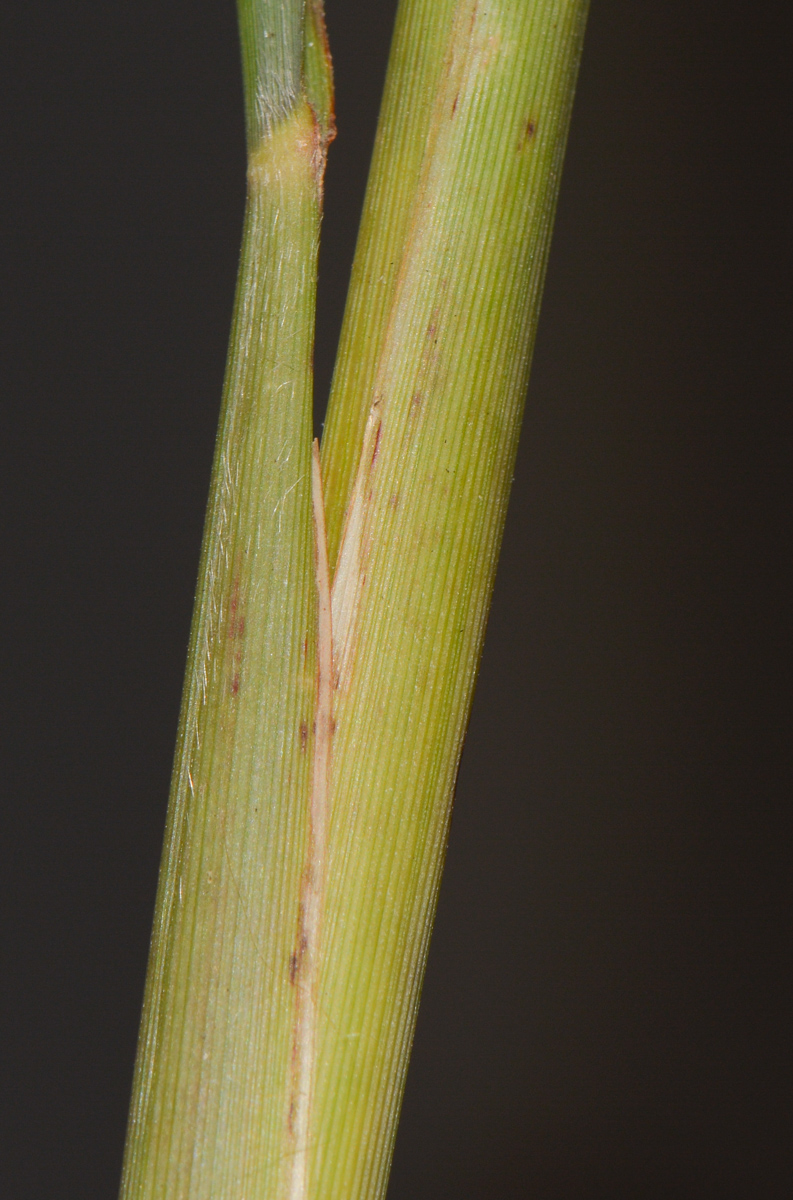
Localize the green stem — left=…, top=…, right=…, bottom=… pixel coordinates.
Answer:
left=119, top=4, right=332, bottom=1196
left=121, top=1, right=588, bottom=1196
left=316, top=2, right=589, bottom=1196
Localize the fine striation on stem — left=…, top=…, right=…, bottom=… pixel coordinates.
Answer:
left=121, top=1, right=588, bottom=1197
left=316, top=3, right=590, bottom=1197
left=284, top=443, right=333, bottom=1200
left=119, top=3, right=334, bottom=1197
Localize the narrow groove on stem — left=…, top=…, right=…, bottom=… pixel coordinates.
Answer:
left=285, top=442, right=333, bottom=1200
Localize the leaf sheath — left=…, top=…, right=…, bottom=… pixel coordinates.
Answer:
left=315, top=2, right=590, bottom=1196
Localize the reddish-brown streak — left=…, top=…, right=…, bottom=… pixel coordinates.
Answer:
left=371, top=421, right=382, bottom=467
left=308, top=0, right=336, bottom=133
left=451, top=92, right=459, bottom=115
left=306, top=94, right=335, bottom=200
left=299, top=720, right=309, bottom=752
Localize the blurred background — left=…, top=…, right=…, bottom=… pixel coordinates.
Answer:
left=1, top=0, right=790, bottom=1195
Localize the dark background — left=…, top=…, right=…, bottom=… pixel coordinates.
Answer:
left=2, top=1, right=790, bottom=1196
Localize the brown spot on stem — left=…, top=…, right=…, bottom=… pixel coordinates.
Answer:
left=228, top=577, right=246, bottom=639
left=425, top=306, right=440, bottom=345
left=519, top=117, right=537, bottom=150
left=451, top=92, right=459, bottom=115
left=230, top=676, right=240, bottom=696
left=299, top=720, right=309, bottom=752
left=289, top=930, right=308, bottom=986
